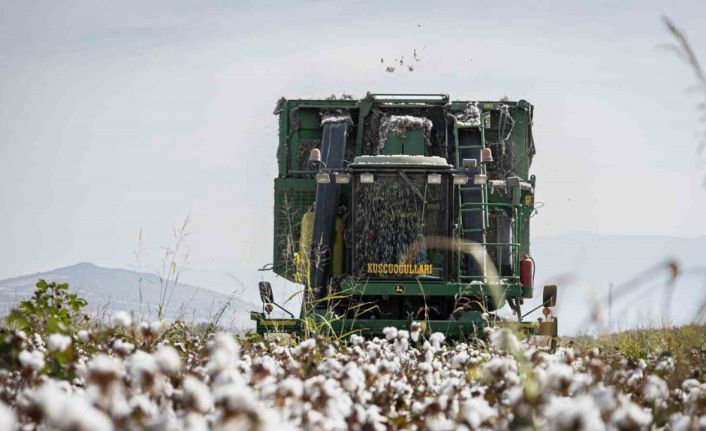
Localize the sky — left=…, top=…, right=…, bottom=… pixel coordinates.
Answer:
left=1, top=0, right=705, bottom=285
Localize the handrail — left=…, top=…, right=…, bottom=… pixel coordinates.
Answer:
left=366, top=93, right=449, bottom=103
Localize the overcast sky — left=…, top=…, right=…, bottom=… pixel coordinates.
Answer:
left=1, top=0, right=705, bottom=281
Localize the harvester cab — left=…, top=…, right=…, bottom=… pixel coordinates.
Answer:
left=251, top=93, right=557, bottom=344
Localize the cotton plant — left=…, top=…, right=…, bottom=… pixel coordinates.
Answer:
left=2, top=311, right=706, bottom=430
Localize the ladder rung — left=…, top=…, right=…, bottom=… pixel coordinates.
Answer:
left=457, top=145, right=483, bottom=149
left=462, top=228, right=485, bottom=233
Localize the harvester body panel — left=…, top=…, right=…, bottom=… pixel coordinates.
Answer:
left=257, top=93, right=554, bottom=340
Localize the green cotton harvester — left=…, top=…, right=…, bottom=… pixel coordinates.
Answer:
left=252, top=93, right=558, bottom=344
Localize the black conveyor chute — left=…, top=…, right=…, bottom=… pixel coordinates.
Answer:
left=309, top=119, right=348, bottom=301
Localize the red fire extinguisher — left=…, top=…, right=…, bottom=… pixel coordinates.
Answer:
left=520, top=253, right=534, bottom=288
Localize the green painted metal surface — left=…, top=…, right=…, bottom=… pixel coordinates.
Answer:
left=263, top=93, right=545, bottom=337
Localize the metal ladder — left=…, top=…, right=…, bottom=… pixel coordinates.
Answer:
left=454, top=127, right=488, bottom=281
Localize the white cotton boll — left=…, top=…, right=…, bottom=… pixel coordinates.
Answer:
left=129, top=394, right=158, bottom=419
left=113, top=339, right=135, bottom=355
left=183, top=376, right=213, bottom=414
left=409, top=321, right=422, bottom=343
left=18, top=349, right=45, bottom=371
left=62, top=399, right=113, bottom=431
left=279, top=376, right=304, bottom=398
left=154, top=344, right=182, bottom=375
left=681, top=378, right=701, bottom=392
left=426, top=413, right=455, bottom=431
left=88, top=354, right=124, bottom=379
left=568, top=372, right=593, bottom=394
left=383, top=327, right=398, bottom=341
left=214, top=383, right=259, bottom=415
left=394, top=337, right=409, bottom=355
left=341, top=362, right=366, bottom=394
left=643, top=375, right=669, bottom=404
left=31, top=382, right=113, bottom=431
left=626, top=368, right=643, bottom=388
left=503, top=385, right=525, bottom=406
left=74, top=359, right=88, bottom=380
left=32, top=333, right=45, bottom=349
left=350, top=334, right=365, bottom=346
left=451, top=352, right=469, bottom=370
left=656, top=356, right=675, bottom=375
left=611, top=394, right=653, bottom=429
left=111, top=311, right=132, bottom=328
left=29, top=381, right=67, bottom=422
left=0, top=402, right=15, bottom=431
left=86, top=358, right=124, bottom=394
left=481, top=357, right=518, bottom=385
left=183, top=412, right=209, bottom=431
left=355, top=404, right=387, bottom=430
left=126, top=350, right=158, bottom=386
left=293, top=338, right=316, bottom=357
left=207, top=333, right=241, bottom=374
left=590, top=385, right=616, bottom=415
left=150, top=320, right=165, bottom=334
left=543, top=362, right=575, bottom=391
left=77, top=330, right=90, bottom=342
left=324, top=344, right=337, bottom=358
left=489, top=328, right=520, bottom=353
left=461, top=397, right=496, bottom=428
left=544, top=394, right=605, bottom=431
left=47, top=333, right=72, bottom=352
left=669, top=413, right=693, bottom=431
left=210, top=368, right=248, bottom=390
left=429, top=332, right=445, bottom=349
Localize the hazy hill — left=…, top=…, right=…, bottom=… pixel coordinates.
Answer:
left=1, top=234, right=703, bottom=335
left=0, top=263, right=256, bottom=328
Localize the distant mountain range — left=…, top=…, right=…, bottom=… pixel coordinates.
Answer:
left=0, top=263, right=257, bottom=328
left=1, top=233, right=704, bottom=335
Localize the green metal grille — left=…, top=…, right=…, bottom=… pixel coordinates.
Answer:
left=273, top=178, right=316, bottom=281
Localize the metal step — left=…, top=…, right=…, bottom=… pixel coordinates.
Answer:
left=461, top=228, right=485, bottom=233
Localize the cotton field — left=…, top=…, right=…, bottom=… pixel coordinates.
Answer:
left=1, top=313, right=705, bottom=431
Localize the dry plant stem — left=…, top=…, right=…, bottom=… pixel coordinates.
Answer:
left=663, top=16, right=706, bottom=179
left=156, top=216, right=192, bottom=320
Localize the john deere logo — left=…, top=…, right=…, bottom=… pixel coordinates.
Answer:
left=394, top=285, right=405, bottom=294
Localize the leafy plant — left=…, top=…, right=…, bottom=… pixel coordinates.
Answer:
left=6, top=279, right=88, bottom=335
